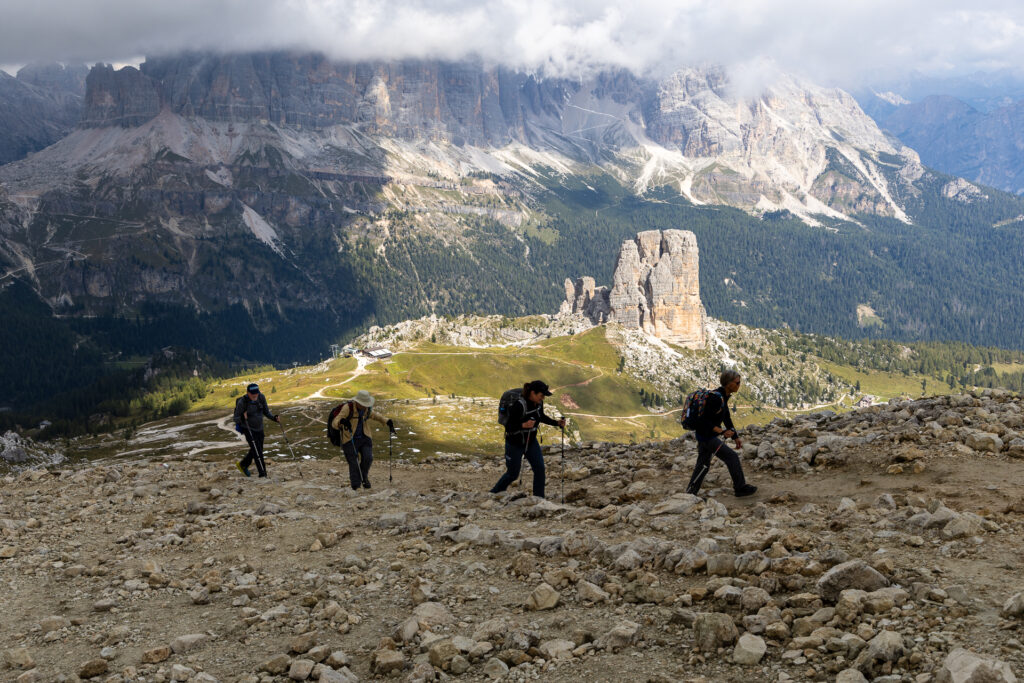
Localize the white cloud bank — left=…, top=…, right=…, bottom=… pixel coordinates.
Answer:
left=2, top=0, right=1024, bottom=86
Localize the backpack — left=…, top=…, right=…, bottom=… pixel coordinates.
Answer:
left=681, top=388, right=721, bottom=430
left=497, top=388, right=526, bottom=426
left=326, top=401, right=355, bottom=446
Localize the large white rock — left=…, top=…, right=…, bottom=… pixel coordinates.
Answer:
left=935, top=647, right=1018, bottom=683
left=732, top=633, right=767, bottom=665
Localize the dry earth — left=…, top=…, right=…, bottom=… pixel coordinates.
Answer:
left=1, top=391, right=1023, bottom=683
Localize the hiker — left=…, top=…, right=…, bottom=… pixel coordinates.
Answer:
left=491, top=380, right=566, bottom=499
left=234, top=382, right=279, bottom=478
left=685, top=370, right=758, bottom=497
left=330, top=390, right=395, bottom=490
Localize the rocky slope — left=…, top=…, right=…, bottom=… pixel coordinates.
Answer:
left=0, top=389, right=1022, bottom=682
left=0, top=63, right=87, bottom=165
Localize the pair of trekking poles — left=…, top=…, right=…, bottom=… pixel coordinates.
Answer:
left=241, top=418, right=302, bottom=479
left=514, top=422, right=567, bottom=504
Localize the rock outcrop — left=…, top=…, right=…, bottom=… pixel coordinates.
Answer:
left=563, top=229, right=706, bottom=348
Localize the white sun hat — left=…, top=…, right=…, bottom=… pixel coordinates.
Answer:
left=352, top=390, right=375, bottom=407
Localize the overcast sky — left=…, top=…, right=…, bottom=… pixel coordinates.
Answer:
left=3, top=0, right=1024, bottom=88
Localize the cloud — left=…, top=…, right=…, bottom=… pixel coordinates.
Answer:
left=2, top=0, right=1024, bottom=88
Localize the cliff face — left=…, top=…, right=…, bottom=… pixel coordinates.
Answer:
left=563, top=229, right=706, bottom=348
left=0, top=63, right=87, bottom=164
left=70, top=52, right=913, bottom=223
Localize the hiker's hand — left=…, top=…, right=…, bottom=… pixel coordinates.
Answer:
left=735, top=437, right=743, bottom=448
left=386, top=419, right=396, bottom=433
left=341, top=419, right=351, bottom=431
left=273, top=415, right=280, bottom=423
left=522, top=419, right=536, bottom=429
left=558, top=418, right=566, bottom=428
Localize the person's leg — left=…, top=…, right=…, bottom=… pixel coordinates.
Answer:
left=358, top=439, right=373, bottom=488
left=240, top=430, right=256, bottom=469
left=252, top=431, right=267, bottom=477
left=523, top=437, right=546, bottom=498
left=342, top=441, right=362, bottom=489
left=491, top=437, right=525, bottom=493
left=686, top=439, right=717, bottom=495
left=713, top=442, right=749, bottom=492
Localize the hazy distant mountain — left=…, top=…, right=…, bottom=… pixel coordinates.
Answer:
left=0, top=63, right=86, bottom=164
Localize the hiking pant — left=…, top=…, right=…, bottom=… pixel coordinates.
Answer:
left=341, top=437, right=373, bottom=489
left=491, top=433, right=545, bottom=498
left=241, top=429, right=267, bottom=477
left=687, top=437, right=746, bottom=494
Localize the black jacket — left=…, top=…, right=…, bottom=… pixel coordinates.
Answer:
left=504, top=397, right=560, bottom=439
left=234, top=393, right=274, bottom=433
left=694, top=387, right=735, bottom=442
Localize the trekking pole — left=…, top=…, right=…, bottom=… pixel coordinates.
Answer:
left=277, top=420, right=302, bottom=479
left=242, top=421, right=267, bottom=478
left=560, top=423, right=565, bottom=504
left=388, top=428, right=393, bottom=484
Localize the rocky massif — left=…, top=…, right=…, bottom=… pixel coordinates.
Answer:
left=0, top=63, right=87, bottom=165
left=562, top=230, right=706, bottom=348
left=1, top=389, right=1022, bottom=682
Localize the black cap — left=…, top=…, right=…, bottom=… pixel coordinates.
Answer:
left=527, top=380, right=552, bottom=396
left=247, top=383, right=259, bottom=394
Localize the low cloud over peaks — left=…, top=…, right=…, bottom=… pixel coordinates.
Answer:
left=3, top=0, right=1024, bottom=87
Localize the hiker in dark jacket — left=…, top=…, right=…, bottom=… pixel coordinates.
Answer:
left=329, top=390, right=395, bottom=490
left=233, top=382, right=278, bottom=478
left=685, top=370, right=757, bottom=497
left=490, top=380, right=565, bottom=499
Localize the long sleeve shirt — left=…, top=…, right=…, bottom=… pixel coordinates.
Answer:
left=504, top=397, right=560, bottom=439
left=234, top=393, right=274, bottom=433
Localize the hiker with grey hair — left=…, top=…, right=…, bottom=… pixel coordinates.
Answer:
left=330, top=390, right=395, bottom=490
left=684, top=369, right=757, bottom=497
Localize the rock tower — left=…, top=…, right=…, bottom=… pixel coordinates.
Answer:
left=562, top=229, right=706, bottom=348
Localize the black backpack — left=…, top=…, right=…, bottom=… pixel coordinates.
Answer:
left=681, top=388, right=720, bottom=430
left=497, top=388, right=526, bottom=426
left=326, top=401, right=355, bottom=446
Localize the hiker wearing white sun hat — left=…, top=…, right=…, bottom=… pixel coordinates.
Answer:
left=329, top=390, right=395, bottom=490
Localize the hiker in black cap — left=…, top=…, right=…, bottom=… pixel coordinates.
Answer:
left=491, top=380, right=565, bottom=498
left=234, top=382, right=279, bottom=478
left=685, top=370, right=757, bottom=497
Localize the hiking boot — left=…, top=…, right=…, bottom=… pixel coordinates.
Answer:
left=362, top=478, right=371, bottom=489
left=734, top=484, right=758, bottom=497
left=236, top=461, right=250, bottom=477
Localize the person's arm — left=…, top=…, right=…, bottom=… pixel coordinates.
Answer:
left=508, top=400, right=527, bottom=429
left=233, top=398, right=245, bottom=426
left=331, top=403, right=352, bottom=431
left=260, top=395, right=277, bottom=421
left=537, top=405, right=564, bottom=428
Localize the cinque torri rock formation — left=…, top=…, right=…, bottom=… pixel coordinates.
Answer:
left=563, top=229, right=706, bottom=348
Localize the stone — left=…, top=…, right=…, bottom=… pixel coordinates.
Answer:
left=707, top=553, right=737, bottom=576
left=4, top=648, right=35, bottom=669
left=142, top=646, right=172, bottom=663
left=428, top=638, right=459, bottom=668
left=965, top=432, right=1003, bottom=453
left=866, top=630, right=905, bottom=662
left=692, top=612, right=738, bottom=651
left=539, top=639, right=575, bottom=660
left=673, top=547, right=708, bottom=575
left=935, top=647, right=1017, bottom=683
left=288, top=659, right=315, bottom=681
left=325, top=651, right=351, bottom=668
left=594, top=621, right=640, bottom=651
left=371, top=648, right=405, bottom=675
left=0, top=546, right=17, bottom=559
left=482, top=657, right=509, bottom=679
left=577, top=580, right=609, bottom=602
left=1003, top=592, right=1024, bottom=618
left=525, top=582, right=560, bottom=610
left=648, top=494, right=702, bottom=515
left=170, top=633, right=208, bottom=653
left=260, top=654, right=292, bottom=674
left=413, top=601, right=454, bottom=627
left=733, top=633, right=767, bottom=665
left=78, top=658, right=108, bottom=679
left=393, top=616, right=420, bottom=643
left=316, top=666, right=359, bottom=683
left=835, top=670, right=869, bottom=683
left=816, top=560, right=889, bottom=601
left=290, top=632, right=317, bottom=654
left=450, top=655, right=470, bottom=675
